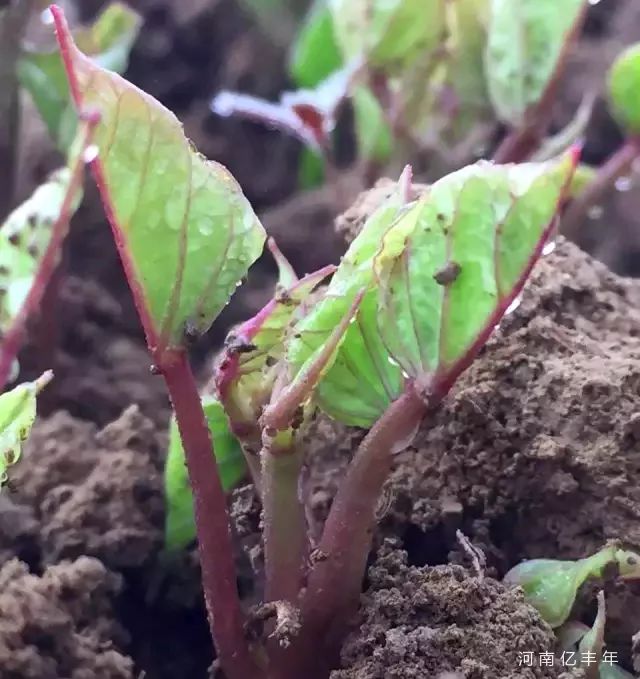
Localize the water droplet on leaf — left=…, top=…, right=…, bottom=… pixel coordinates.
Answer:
left=542, top=241, right=556, bottom=256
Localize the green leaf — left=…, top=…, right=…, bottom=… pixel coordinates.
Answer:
left=352, top=86, right=392, bottom=163
left=608, top=42, right=640, bottom=135
left=401, top=0, right=491, bottom=144
left=164, top=397, right=245, bottom=551
left=287, top=174, right=412, bottom=427
left=373, top=152, right=576, bottom=384
left=18, top=2, right=141, bottom=149
left=298, top=148, right=325, bottom=189
left=0, top=168, right=78, bottom=334
left=0, top=371, right=52, bottom=488
left=503, top=544, right=640, bottom=628
left=485, top=0, right=586, bottom=125
left=329, top=0, right=447, bottom=71
left=52, top=7, right=266, bottom=354
left=290, top=0, right=342, bottom=88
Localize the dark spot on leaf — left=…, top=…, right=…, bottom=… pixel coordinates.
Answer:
left=433, top=261, right=461, bottom=286
left=224, top=334, right=257, bottom=354
left=27, top=214, right=38, bottom=229
left=628, top=555, right=638, bottom=566
left=27, top=245, right=39, bottom=258
left=265, top=355, right=278, bottom=367
left=8, top=233, right=21, bottom=246
left=0, top=266, right=9, bottom=276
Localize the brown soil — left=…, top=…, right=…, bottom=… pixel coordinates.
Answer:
left=331, top=545, right=559, bottom=679
left=0, top=556, right=132, bottom=679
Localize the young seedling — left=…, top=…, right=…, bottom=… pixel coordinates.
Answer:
left=51, top=4, right=580, bottom=677
left=51, top=6, right=270, bottom=677
left=504, top=543, right=640, bottom=628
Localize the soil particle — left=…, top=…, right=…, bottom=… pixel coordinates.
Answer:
left=10, top=406, right=163, bottom=570
left=331, top=545, right=560, bottom=679
left=0, top=556, right=132, bottom=679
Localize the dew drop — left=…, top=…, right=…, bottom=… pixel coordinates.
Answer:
left=542, top=241, right=556, bottom=256
left=387, top=356, right=400, bottom=367
left=505, top=295, right=522, bottom=316
left=588, top=0, right=602, bottom=5
left=615, top=176, right=633, bottom=192
left=587, top=205, right=604, bottom=220
left=40, top=8, right=54, bottom=24
left=82, top=145, right=99, bottom=163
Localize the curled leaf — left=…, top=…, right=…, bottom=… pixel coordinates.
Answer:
left=608, top=42, right=640, bottom=136
left=52, top=6, right=266, bottom=354
left=485, top=0, right=587, bottom=125
left=504, top=544, right=640, bottom=628
left=215, top=263, right=335, bottom=433
left=164, top=397, right=245, bottom=551
left=287, top=171, right=413, bottom=427
left=212, top=61, right=360, bottom=152
left=0, top=371, right=52, bottom=488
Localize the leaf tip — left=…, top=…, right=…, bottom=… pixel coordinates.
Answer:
left=35, top=370, right=54, bottom=393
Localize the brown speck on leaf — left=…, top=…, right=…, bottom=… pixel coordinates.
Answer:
left=434, top=261, right=461, bottom=285
left=27, top=245, right=39, bottom=258
left=27, top=214, right=38, bottom=229
left=8, top=233, right=21, bottom=246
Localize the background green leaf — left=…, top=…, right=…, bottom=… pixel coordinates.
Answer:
left=19, top=2, right=141, bottom=150
left=484, top=0, right=586, bottom=125
left=164, top=397, right=245, bottom=551
left=607, top=42, right=640, bottom=135
left=329, top=0, right=446, bottom=71
left=0, top=168, right=79, bottom=334
left=290, top=0, right=342, bottom=88
left=54, top=10, right=266, bottom=351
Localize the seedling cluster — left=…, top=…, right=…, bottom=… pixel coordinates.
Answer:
left=0, top=2, right=640, bottom=679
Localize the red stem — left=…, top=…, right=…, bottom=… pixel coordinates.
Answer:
left=280, top=386, right=427, bottom=678
left=0, top=115, right=97, bottom=391
left=562, top=136, right=640, bottom=241
left=161, top=350, right=261, bottom=679
left=50, top=8, right=260, bottom=675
